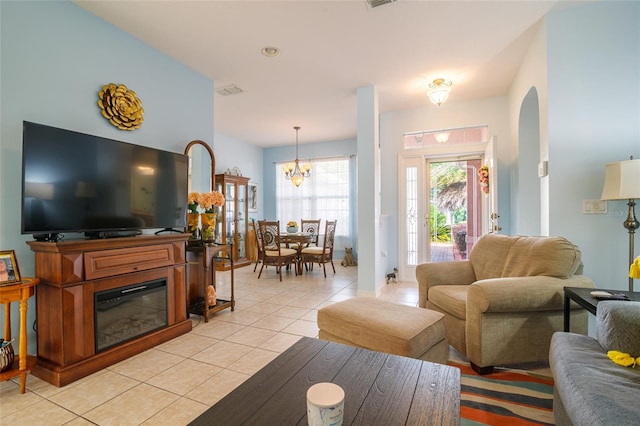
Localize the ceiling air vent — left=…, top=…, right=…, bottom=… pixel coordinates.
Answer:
left=366, top=0, right=396, bottom=9
left=215, top=84, right=244, bottom=96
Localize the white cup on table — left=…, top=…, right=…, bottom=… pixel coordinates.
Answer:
left=306, top=382, right=344, bottom=426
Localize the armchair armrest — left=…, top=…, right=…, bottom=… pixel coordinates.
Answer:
left=468, top=275, right=595, bottom=313
left=416, top=260, right=475, bottom=308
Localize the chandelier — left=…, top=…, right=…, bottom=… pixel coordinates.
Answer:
left=282, top=126, right=311, bottom=187
left=427, top=78, right=453, bottom=106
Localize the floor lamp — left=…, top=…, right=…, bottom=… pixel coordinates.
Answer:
left=601, top=157, right=640, bottom=292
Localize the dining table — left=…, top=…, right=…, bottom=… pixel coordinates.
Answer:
left=278, top=232, right=315, bottom=274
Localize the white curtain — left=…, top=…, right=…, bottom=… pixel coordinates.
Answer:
left=276, top=157, right=351, bottom=248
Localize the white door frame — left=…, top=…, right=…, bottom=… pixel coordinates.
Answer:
left=398, top=142, right=489, bottom=281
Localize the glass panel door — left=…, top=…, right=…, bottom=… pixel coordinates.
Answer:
left=237, top=182, right=247, bottom=260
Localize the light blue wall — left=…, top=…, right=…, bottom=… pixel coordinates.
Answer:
left=545, top=1, right=640, bottom=290
left=262, top=138, right=357, bottom=258
left=0, top=1, right=214, bottom=351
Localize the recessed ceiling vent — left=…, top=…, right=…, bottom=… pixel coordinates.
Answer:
left=366, top=0, right=396, bottom=9
left=215, top=85, right=244, bottom=96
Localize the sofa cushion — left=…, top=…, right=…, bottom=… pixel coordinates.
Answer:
left=550, top=332, right=640, bottom=425
left=597, top=301, right=640, bottom=357
left=428, top=285, right=468, bottom=320
left=468, top=234, right=514, bottom=280
left=502, top=236, right=581, bottom=278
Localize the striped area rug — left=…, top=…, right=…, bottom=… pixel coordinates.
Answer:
left=451, top=362, right=555, bottom=426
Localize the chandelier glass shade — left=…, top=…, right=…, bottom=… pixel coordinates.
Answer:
left=283, top=126, right=311, bottom=187
left=428, top=78, right=453, bottom=106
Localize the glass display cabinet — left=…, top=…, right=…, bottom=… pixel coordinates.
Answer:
left=215, top=173, right=251, bottom=270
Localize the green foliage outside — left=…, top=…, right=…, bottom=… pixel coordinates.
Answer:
left=429, top=204, right=451, bottom=242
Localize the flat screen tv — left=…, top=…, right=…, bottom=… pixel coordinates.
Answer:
left=21, top=121, right=188, bottom=241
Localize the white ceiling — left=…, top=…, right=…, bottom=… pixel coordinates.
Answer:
left=74, top=0, right=568, bottom=147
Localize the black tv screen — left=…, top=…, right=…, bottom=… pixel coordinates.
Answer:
left=21, top=121, right=188, bottom=239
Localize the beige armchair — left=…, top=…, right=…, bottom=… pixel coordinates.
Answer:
left=416, top=233, right=595, bottom=374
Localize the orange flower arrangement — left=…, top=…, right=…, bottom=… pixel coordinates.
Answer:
left=198, top=191, right=225, bottom=213
left=188, top=192, right=200, bottom=213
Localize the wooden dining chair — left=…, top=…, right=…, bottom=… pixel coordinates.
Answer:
left=301, top=220, right=337, bottom=277
left=258, top=220, right=298, bottom=281
left=301, top=219, right=321, bottom=247
left=252, top=219, right=264, bottom=272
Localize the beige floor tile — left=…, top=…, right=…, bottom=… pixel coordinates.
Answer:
left=190, top=319, right=245, bottom=339
left=185, top=369, right=250, bottom=406
left=300, top=309, right=318, bottom=322
left=259, top=333, right=304, bottom=353
left=1, top=399, right=77, bottom=425
left=282, top=319, right=319, bottom=337
left=48, top=370, right=138, bottom=414
left=146, top=358, right=222, bottom=396
left=64, top=417, right=97, bottom=425
left=251, top=314, right=297, bottom=332
left=108, top=348, right=185, bottom=382
left=227, top=347, right=281, bottom=375
left=275, top=305, right=311, bottom=319
left=245, top=301, right=286, bottom=314
left=83, top=383, right=179, bottom=426
left=191, top=340, right=253, bottom=368
left=141, top=396, right=209, bottom=425
left=216, top=309, right=266, bottom=326
left=225, top=326, right=278, bottom=347
left=155, top=331, right=218, bottom=357
left=0, top=380, right=44, bottom=419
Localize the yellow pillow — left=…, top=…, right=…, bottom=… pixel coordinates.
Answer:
left=607, top=350, right=639, bottom=368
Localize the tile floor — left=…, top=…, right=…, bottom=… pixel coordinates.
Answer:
left=0, top=263, right=422, bottom=425
left=1, top=262, right=550, bottom=425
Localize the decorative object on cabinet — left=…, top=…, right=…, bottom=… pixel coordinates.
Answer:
left=0, top=250, right=21, bottom=285
left=97, top=83, right=144, bottom=130
left=248, top=182, right=258, bottom=212
left=0, top=277, right=39, bottom=393
left=215, top=173, right=252, bottom=270
left=186, top=244, right=235, bottom=322
left=225, top=166, right=243, bottom=176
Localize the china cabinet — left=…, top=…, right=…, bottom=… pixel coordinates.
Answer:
left=215, top=173, right=251, bottom=269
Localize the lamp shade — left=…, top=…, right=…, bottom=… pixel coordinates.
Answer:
left=601, top=159, right=640, bottom=200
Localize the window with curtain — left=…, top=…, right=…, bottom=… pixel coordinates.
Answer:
left=276, top=157, right=351, bottom=248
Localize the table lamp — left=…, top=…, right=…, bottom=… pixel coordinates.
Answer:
left=601, top=157, right=640, bottom=292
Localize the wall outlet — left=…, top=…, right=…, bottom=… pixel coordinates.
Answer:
left=582, top=199, right=607, bottom=214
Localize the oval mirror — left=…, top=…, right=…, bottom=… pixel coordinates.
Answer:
left=184, top=140, right=215, bottom=193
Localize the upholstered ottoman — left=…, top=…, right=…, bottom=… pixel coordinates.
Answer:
left=317, top=298, right=448, bottom=364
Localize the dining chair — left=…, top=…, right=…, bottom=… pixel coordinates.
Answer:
left=258, top=220, right=299, bottom=281
left=301, top=219, right=321, bottom=247
left=252, top=219, right=264, bottom=272
left=301, top=220, right=337, bottom=277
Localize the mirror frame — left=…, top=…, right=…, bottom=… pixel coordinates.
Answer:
left=184, top=139, right=216, bottom=191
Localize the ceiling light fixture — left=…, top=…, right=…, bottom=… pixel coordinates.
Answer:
left=427, top=79, right=453, bottom=106
left=434, top=132, right=450, bottom=143
left=261, top=47, right=280, bottom=57
left=282, top=126, right=311, bottom=187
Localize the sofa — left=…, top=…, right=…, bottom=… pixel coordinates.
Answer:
left=416, top=233, right=595, bottom=374
left=550, top=301, right=640, bottom=425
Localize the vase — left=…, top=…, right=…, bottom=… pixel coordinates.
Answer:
left=200, top=213, right=216, bottom=243
left=287, top=226, right=299, bottom=233
left=187, top=212, right=200, bottom=239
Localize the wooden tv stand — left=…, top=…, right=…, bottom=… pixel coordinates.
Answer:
left=27, top=234, right=192, bottom=387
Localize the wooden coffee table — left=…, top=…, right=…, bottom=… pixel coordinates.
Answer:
left=190, top=337, right=460, bottom=425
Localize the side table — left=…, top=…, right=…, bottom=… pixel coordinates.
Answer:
left=186, top=244, right=235, bottom=322
left=563, top=286, right=640, bottom=332
left=0, top=277, right=39, bottom=394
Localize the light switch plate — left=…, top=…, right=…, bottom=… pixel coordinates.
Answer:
left=582, top=199, right=607, bottom=214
